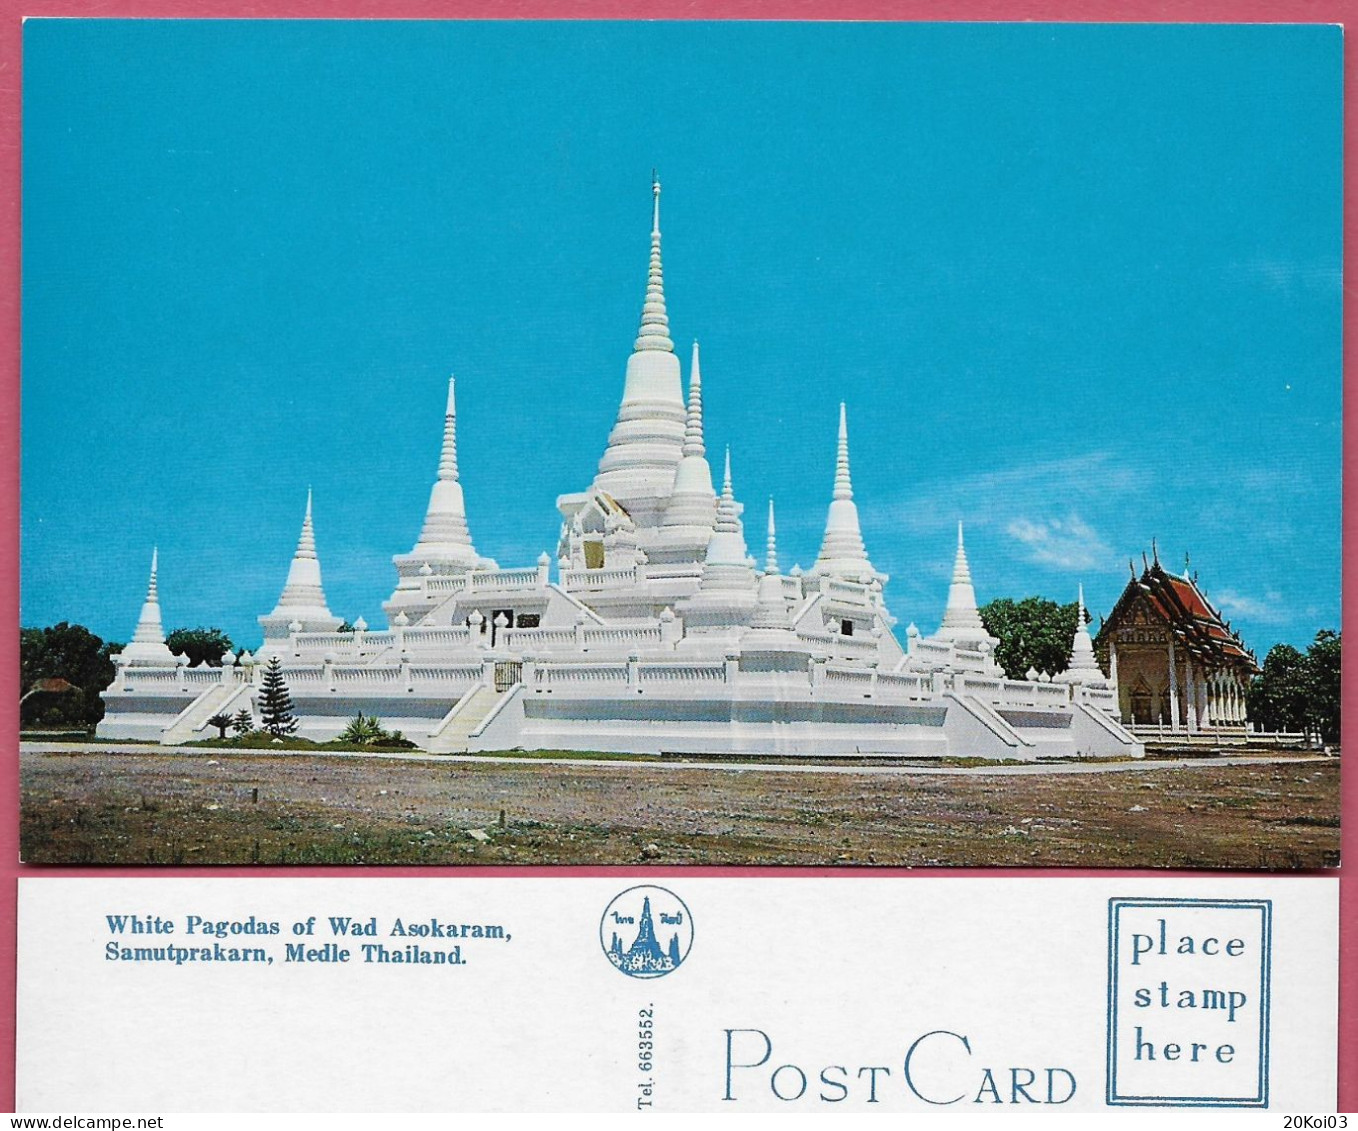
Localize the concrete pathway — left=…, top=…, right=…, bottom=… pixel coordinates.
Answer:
left=20, top=741, right=1332, bottom=778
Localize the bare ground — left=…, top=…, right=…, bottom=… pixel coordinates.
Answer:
left=19, top=747, right=1341, bottom=869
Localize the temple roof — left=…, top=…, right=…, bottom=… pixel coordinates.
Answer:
left=1099, top=557, right=1258, bottom=671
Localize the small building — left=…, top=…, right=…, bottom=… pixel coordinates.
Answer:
left=1096, top=552, right=1258, bottom=733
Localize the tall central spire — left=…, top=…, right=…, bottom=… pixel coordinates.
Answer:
left=634, top=174, right=672, bottom=353
left=764, top=497, right=778, bottom=574
left=437, top=376, right=460, bottom=483
left=833, top=403, right=853, bottom=501
left=296, top=489, right=317, bottom=559
left=587, top=176, right=688, bottom=521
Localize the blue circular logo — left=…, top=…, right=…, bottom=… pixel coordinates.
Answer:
left=600, top=885, right=694, bottom=978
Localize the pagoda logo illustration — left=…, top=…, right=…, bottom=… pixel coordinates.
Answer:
left=600, top=885, right=694, bottom=979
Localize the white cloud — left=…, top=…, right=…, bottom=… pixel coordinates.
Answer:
left=1005, top=514, right=1113, bottom=571
left=882, top=451, right=1149, bottom=537
left=1214, top=589, right=1289, bottom=625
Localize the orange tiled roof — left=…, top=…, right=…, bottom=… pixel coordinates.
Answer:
left=1099, top=558, right=1259, bottom=671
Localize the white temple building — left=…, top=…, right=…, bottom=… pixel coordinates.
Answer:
left=99, top=181, right=1142, bottom=761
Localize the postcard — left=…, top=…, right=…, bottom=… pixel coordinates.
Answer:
left=13, top=876, right=1340, bottom=1110
left=10, top=16, right=1348, bottom=1114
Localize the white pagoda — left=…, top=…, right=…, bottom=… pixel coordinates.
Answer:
left=99, top=181, right=1141, bottom=761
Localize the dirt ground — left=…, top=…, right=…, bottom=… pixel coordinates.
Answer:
left=19, top=747, right=1341, bottom=869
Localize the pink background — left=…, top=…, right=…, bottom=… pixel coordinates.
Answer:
left=0, top=0, right=1350, bottom=1113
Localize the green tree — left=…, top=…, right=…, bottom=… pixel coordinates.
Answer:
left=1303, top=630, right=1341, bottom=746
left=257, top=657, right=298, bottom=738
left=206, top=712, right=233, bottom=739
left=166, top=626, right=234, bottom=668
left=339, top=712, right=387, bottom=745
left=231, top=708, right=255, bottom=736
left=1247, top=644, right=1308, bottom=734
left=19, top=622, right=123, bottom=728
left=979, top=597, right=1085, bottom=680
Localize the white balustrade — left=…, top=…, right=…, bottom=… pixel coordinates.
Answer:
left=403, top=626, right=474, bottom=650
left=281, top=668, right=325, bottom=684
left=424, top=576, right=469, bottom=594
left=471, top=568, right=539, bottom=590
left=823, top=667, right=874, bottom=688
left=331, top=666, right=403, bottom=686
left=562, top=566, right=639, bottom=590
left=534, top=663, right=629, bottom=684
left=636, top=663, right=726, bottom=683
left=122, top=668, right=180, bottom=687
left=583, top=625, right=662, bottom=646
left=874, top=672, right=929, bottom=696
left=408, top=664, right=482, bottom=683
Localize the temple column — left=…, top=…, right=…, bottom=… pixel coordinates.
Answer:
left=1184, top=658, right=1198, bottom=734
left=1167, top=637, right=1181, bottom=732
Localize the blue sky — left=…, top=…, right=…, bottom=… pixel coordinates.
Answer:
left=21, top=20, right=1342, bottom=654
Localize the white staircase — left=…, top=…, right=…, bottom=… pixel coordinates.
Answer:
left=945, top=692, right=1033, bottom=750
left=427, top=685, right=501, bottom=753
left=160, top=682, right=254, bottom=745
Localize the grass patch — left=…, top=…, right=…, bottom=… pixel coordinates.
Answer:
left=187, top=734, right=419, bottom=754
left=454, top=748, right=663, bottom=762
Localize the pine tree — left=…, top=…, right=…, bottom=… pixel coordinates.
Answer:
left=258, top=657, right=298, bottom=738
left=231, top=707, right=255, bottom=736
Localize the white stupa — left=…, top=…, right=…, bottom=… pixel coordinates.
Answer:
left=746, top=500, right=796, bottom=639
left=679, top=449, right=758, bottom=633
left=590, top=175, right=688, bottom=527
left=384, top=376, right=497, bottom=626
left=413, top=377, right=481, bottom=568
left=656, top=341, right=717, bottom=551
left=258, top=490, right=343, bottom=637
left=117, top=548, right=176, bottom=665
left=809, top=403, right=878, bottom=584
left=934, top=522, right=993, bottom=646
left=1056, top=584, right=1108, bottom=687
